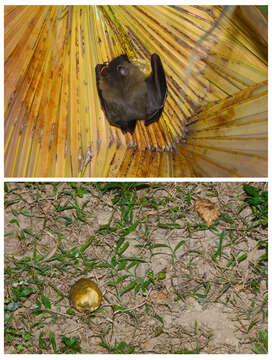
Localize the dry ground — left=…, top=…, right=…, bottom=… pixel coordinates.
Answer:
left=4, top=182, right=268, bottom=354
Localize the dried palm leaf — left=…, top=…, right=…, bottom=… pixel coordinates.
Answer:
left=4, top=5, right=267, bottom=177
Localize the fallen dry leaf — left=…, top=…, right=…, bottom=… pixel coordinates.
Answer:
left=151, top=288, right=170, bottom=301
left=194, top=199, right=221, bottom=226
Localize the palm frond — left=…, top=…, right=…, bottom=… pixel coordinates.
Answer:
left=4, top=5, right=267, bottom=177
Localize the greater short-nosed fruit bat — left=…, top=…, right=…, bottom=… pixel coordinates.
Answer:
left=95, top=54, right=167, bottom=134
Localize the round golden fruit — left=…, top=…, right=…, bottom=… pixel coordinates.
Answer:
left=69, top=278, right=102, bottom=313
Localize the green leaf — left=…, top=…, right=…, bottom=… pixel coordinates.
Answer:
left=174, top=240, right=185, bottom=253
left=115, top=237, right=125, bottom=254
left=119, top=256, right=146, bottom=263
left=41, top=294, right=51, bottom=309
left=237, top=254, right=248, bottom=263
left=158, top=272, right=166, bottom=280
left=217, top=283, right=231, bottom=299
left=142, top=279, right=152, bottom=292
left=10, top=219, right=20, bottom=227
left=11, top=209, right=19, bottom=216
left=120, top=280, right=138, bottom=296
left=212, top=231, right=225, bottom=261
left=253, top=343, right=266, bottom=354
left=116, top=260, right=128, bottom=270
left=257, top=329, right=268, bottom=351
left=12, top=286, right=33, bottom=301
left=243, top=184, right=259, bottom=197
left=220, top=213, right=233, bottom=224
left=118, top=242, right=129, bottom=256
left=77, top=187, right=84, bottom=198
left=116, top=341, right=126, bottom=352
left=153, top=313, right=164, bottom=324
left=121, top=219, right=140, bottom=236
left=185, top=192, right=191, bottom=205
left=20, top=210, right=35, bottom=217
left=96, top=262, right=112, bottom=268
left=49, top=331, right=57, bottom=353
left=20, top=287, right=33, bottom=297
left=134, top=283, right=141, bottom=294
left=149, top=243, right=169, bottom=249
left=6, top=302, right=22, bottom=311
left=195, top=293, right=206, bottom=299
left=126, top=346, right=135, bottom=354
left=116, top=275, right=130, bottom=284
left=23, top=228, right=36, bottom=237
left=126, top=260, right=139, bottom=269
left=158, top=223, right=182, bottom=229
left=79, top=236, right=95, bottom=254
left=204, top=282, right=211, bottom=295
left=63, top=337, right=72, bottom=347
left=66, top=309, right=75, bottom=315
left=39, top=332, right=44, bottom=347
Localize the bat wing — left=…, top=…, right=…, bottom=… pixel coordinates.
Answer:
left=95, top=63, right=108, bottom=116
left=144, top=54, right=167, bottom=126
left=95, top=63, right=137, bottom=134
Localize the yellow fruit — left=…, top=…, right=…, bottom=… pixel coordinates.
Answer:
left=69, top=278, right=102, bottom=313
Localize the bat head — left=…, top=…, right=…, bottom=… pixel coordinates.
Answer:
left=99, top=54, right=131, bottom=83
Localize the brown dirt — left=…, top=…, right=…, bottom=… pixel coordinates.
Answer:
left=4, top=182, right=268, bottom=354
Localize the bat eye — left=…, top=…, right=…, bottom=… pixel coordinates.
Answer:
left=117, top=65, right=128, bottom=76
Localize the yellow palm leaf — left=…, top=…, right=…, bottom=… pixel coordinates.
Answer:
left=4, top=5, right=267, bottom=177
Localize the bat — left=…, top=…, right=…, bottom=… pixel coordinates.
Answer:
left=95, top=54, right=167, bottom=134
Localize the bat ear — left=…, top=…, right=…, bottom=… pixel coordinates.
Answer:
left=100, top=65, right=108, bottom=76
left=117, top=65, right=128, bottom=77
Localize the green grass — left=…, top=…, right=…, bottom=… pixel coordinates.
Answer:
left=253, top=329, right=268, bottom=354
left=4, top=182, right=268, bottom=354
